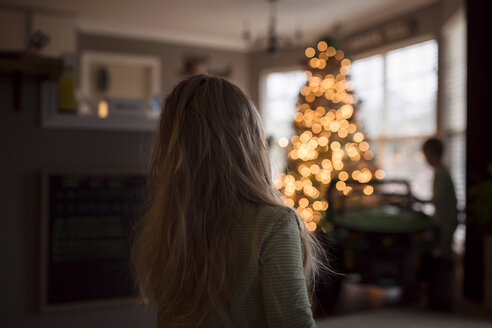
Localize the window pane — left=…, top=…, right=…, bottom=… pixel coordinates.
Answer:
left=385, top=40, right=438, bottom=137
left=350, top=55, right=384, bottom=138
left=263, top=70, right=307, bottom=178
left=351, top=55, right=384, bottom=89
left=381, top=138, right=433, bottom=200
left=385, top=72, right=437, bottom=136
left=442, top=12, right=466, bottom=133
left=264, top=71, right=306, bottom=139
left=386, top=40, right=438, bottom=80
left=442, top=10, right=467, bottom=212
left=446, top=133, right=466, bottom=210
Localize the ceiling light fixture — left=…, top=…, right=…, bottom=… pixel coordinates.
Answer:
left=242, top=0, right=302, bottom=54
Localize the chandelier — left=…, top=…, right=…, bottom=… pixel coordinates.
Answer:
left=242, top=0, right=302, bottom=54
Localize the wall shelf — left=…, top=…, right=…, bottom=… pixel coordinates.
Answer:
left=41, top=81, right=159, bottom=132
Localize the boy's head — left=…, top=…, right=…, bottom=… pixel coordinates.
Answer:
left=422, top=137, right=444, bottom=167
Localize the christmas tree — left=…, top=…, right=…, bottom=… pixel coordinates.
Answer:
left=275, top=41, right=384, bottom=232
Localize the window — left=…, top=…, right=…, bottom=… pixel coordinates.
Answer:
left=262, top=70, right=307, bottom=178
left=442, top=10, right=467, bottom=211
left=351, top=40, right=438, bottom=200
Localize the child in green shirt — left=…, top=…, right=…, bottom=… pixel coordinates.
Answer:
left=422, top=137, right=458, bottom=260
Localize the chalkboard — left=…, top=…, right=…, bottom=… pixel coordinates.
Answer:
left=40, top=172, right=146, bottom=310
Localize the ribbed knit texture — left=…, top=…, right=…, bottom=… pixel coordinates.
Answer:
left=202, top=203, right=316, bottom=328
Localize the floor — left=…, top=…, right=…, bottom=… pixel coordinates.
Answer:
left=313, top=245, right=492, bottom=327
left=314, top=280, right=492, bottom=328
left=316, top=307, right=492, bottom=328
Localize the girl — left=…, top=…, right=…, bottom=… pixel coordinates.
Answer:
left=132, top=75, right=320, bottom=327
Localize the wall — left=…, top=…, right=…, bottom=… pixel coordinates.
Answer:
left=0, top=75, right=154, bottom=327
left=0, top=33, right=249, bottom=328
left=464, top=0, right=491, bottom=303
left=79, top=33, right=250, bottom=97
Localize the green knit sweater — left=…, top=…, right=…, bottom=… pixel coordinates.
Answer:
left=161, top=204, right=316, bottom=327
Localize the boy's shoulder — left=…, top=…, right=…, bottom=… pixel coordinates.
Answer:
left=435, top=165, right=451, bottom=175
left=435, top=166, right=453, bottom=182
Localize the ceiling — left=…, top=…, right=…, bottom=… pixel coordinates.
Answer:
left=2, top=0, right=438, bottom=51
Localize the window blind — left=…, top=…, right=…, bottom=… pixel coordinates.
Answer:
left=442, top=9, right=467, bottom=210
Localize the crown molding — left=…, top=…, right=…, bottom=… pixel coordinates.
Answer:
left=78, top=19, right=251, bottom=52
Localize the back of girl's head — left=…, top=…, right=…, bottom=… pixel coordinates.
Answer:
left=153, top=74, right=274, bottom=205
left=133, top=75, right=284, bottom=326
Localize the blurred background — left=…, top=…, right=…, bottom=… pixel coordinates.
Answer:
left=0, top=0, right=490, bottom=327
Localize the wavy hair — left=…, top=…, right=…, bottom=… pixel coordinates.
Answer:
left=132, top=75, right=321, bottom=327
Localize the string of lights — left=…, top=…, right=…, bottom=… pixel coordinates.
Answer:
left=274, top=41, right=386, bottom=232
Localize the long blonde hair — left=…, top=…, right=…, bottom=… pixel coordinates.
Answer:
left=132, top=75, right=320, bottom=326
